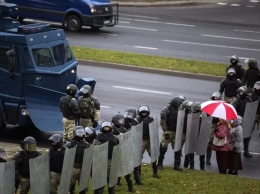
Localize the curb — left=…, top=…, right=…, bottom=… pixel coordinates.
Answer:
left=78, top=59, right=224, bottom=82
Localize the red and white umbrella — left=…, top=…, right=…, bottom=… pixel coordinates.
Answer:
left=200, top=100, right=237, bottom=120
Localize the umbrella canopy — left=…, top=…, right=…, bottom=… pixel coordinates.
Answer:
left=200, top=100, right=237, bottom=120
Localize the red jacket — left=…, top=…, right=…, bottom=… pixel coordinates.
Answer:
left=211, top=123, right=230, bottom=152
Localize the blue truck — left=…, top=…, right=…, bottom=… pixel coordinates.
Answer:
left=0, top=2, right=96, bottom=132
left=6, top=0, right=119, bottom=32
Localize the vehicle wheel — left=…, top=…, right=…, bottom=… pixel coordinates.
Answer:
left=65, top=15, right=82, bottom=32
left=0, top=114, right=6, bottom=133
left=90, top=26, right=102, bottom=31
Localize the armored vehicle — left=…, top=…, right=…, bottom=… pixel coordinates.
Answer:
left=0, top=2, right=96, bottom=132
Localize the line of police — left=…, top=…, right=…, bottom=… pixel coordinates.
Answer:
left=1, top=55, right=260, bottom=193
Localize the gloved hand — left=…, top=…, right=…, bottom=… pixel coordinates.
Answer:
left=165, top=133, right=170, bottom=140
left=93, top=121, right=98, bottom=128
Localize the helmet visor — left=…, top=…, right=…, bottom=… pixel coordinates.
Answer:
left=124, top=112, right=135, bottom=119
left=24, top=143, right=37, bottom=152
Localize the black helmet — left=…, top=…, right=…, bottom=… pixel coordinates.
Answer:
left=124, top=107, right=137, bottom=120
left=73, top=126, right=86, bottom=138
left=85, top=127, right=97, bottom=143
left=80, top=85, right=92, bottom=95
left=211, top=91, right=221, bottom=100
left=101, top=120, right=112, bottom=132
left=137, top=105, right=150, bottom=118
left=112, top=113, right=125, bottom=127
left=48, top=134, right=63, bottom=149
left=0, top=148, right=6, bottom=159
left=66, top=84, right=78, bottom=97
left=20, top=136, right=37, bottom=152
left=169, top=96, right=186, bottom=109
left=245, top=58, right=257, bottom=68
left=230, top=55, right=239, bottom=64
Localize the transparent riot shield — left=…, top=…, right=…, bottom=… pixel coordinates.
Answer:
left=131, top=122, right=143, bottom=168
left=184, top=112, right=200, bottom=154
left=78, top=144, right=94, bottom=192
left=109, top=144, right=120, bottom=188
left=242, top=101, right=259, bottom=138
left=118, top=130, right=134, bottom=177
left=58, top=146, right=76, bottom=194
left=196, top=116, right=212, bottom=155
left=92, top=142, right=108, bottom=190
left=174, top=109, right=185, bottom=151
left=0, top=160, right=15, bottom=194
left=29, top=152, right=50, bottom=194
left=149, top=117, right=160, bottom=163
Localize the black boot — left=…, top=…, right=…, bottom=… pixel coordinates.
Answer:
left=189, top=153, right=195, bottom=170
left=173, top=151, right=183, bottom=171
left=157, top=145, right=168, bottom=170
left=244, top=137, right=252, bottom=158
left=108, top=186, right=115, bottom=194
left=199, top=155, right=205, bottom=170
left=70, top=184, right=75, bottom=194
left=183, top=154, right=189, bottom=168
left=125, top=174, right=136, bottom=193
left=94, top=188, right=103, bottom=194
left=206, top=141, right=212, bottom=165
left=152, top=161, right=161, bottom=179
left=134, top=166, right=143, bottom=186
left=117, top=177, right=122, bottom=186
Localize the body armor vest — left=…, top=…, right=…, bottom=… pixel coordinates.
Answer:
left=18, top=151, right=40, bottom=177
left=166, top=106, right=178, bottom=131
left=60, top=95, right=76, bottom=119
left=50, top=148, right=65, bottom=173
left=78, top=96, right=95, bottom=119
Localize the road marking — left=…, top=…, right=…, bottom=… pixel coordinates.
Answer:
left=217, top=2, right=228, bottom=5
left=120, top=18, right=195, bottom=27
left=119, top=21, right=130, bottom=24
left=234, top=29, right=260, bottom=34
left=116, top=25, right=157, bottom=31
left=120, top=14, right=158, bottom=19
left=133, top=46, right=158, bottom=50
left=201, top=34, right=260, bottom=42
left=249, top=0, right=259, bottom=2
left=230, top=4, right=241, bottom=6
left=100, top=33, right=118, bottom=36
left=101, top=105, right=110, bottom=108
left=162, top=39, right=260, bottom=52
left=226, top=56, right=249, bottom=61
left=113, top=86, right=172, bottom=95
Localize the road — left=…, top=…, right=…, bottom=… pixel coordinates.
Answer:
left=62, top=0, right=260, bottom=64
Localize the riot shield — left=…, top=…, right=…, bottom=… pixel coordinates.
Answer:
left=78, top=144, right=94, bottom=192
left=109, top=144, right=120, bottom=188
left=196, top=116, right=212, bottom=155
left=149, top=117, right=160, bottom=163
left=30, top=152, right=50, bottom=194
left=174, top=109, right=185, bottom=151
left=242, top=101, right=259, bottom=138
left=0, top=160, right=15, bottom=194
left=131, top=122, right=143, bottom=168
left=118, top=130, right=134, bottom=177
left=92, top=142, right=108, bottom=190
left=184, top=112, right=200, bottom=154
left=58, top=146, right=76, bottom=194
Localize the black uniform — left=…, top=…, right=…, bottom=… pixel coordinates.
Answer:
left=243, top=68, right=260, bottom=91
left=226, top=64, right=245, bottom=81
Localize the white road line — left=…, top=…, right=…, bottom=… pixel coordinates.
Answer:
left=234, top=29, right=260, bottom=34
left=116, top=25, right=157, bottom=31
left=249, top=0, right=259, bottom=2
left=133, top=46, right=158, bottom=50
left=162, top=39, right=260, bottom=52
left=113, top=86, right=172, bottom=95
left=230, top=4, right=241, bottom=6
left=100, top=33, right=118, bottom=36
left=226, top=56, right=249, bottom=60
left=101, top=105, right=111, bottom=108
left=217, top=2, right=228, bottom=5
left=120, top=14, right=158, bottom=19
left=119, top=21, right=130, bottom=24
left=201, top=34, right=260, bottom=42
left=120, top=18, right=195, bottom=27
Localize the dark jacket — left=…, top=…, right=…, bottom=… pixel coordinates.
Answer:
left=135, top=115, right=154, bottom=140
left=219, top=77, right=241, bottom=98
left=96, top=132, right=119, bottom=159
left=232, top=95, right=252, bottom=117
left=243, top=67, right=260, bottom=88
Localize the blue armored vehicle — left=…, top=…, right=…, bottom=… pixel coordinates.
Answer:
left=0, top=2, right=96, bottom=132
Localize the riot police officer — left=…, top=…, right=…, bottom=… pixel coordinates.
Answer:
left=251, top=81, right=260, bottom=135
left=124, top=107, right=143, bottom=186
left=85, top=126, right=100, bottom=145
left=78, top=85, right=100, bottom=129
left=66, top=126, right=90, bottom=194
left=96, top=120, right=119, bottom=194
left=226, top=55, right=245, bottom=81
left=48, top=134, right=65, bottom=194
left=13, top=136, right=41, bottom=194
left=157, top=96, right=186, bottom=171
left=112, top=113, right=136, bottom=193
left=60, top=84, right=80, bottom=143
left=0, top=148, right=7, bottom=162
left=135, top=105, right=160, bottom=178
left=243, top=58, right=260, bottom=94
